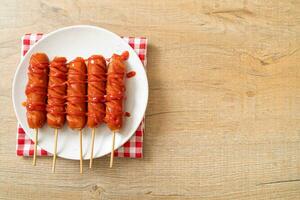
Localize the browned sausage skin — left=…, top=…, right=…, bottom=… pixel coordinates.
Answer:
left=25, top=53, right=49, bottom=128
left=46, top=57, right=68, bottom=129
left=87, top=55, right=107, bottom=128
left=105, top=51, right=129, bottom=131
left=66, top=57, right=87, bottom=129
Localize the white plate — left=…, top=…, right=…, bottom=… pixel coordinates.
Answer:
left=12, top=25, right=148, bottom=160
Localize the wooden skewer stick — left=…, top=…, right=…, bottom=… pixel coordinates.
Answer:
left=32, top=128, right=38, bottom=166
left=52, top=128, right=58, bottom=173
left=110, top=131, right=116, bottom=168
left=89, top=128, right=95, bottom=168
left=79, top=129, right=83, bottom=174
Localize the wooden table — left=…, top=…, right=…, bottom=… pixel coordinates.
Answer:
left=0, top=0, right=299, bottom=199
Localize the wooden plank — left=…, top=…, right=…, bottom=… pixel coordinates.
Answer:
left=0, top=0, right=299, bottom=199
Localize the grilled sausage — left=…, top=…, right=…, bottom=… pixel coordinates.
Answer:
left=104, top=51, right=129, bottom=131
left=66, top=57, right=87, bottom=129
left=87, top=55, right=107, bottom=128
left=46, top=57, right=68, bottom=128
left=25, top=53, right=49, bottom=128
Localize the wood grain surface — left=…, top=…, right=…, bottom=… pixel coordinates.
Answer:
left=0, top=0, right=299, bottom=199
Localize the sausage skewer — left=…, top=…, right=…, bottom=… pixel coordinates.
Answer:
left=25, top=53, right=49, bottom=166
left=66, top=57, right=87, bottom=173
left=90, top=128, right=95, bottom=167
left=87, top=55, right=107, bottom=168
left=105, top=51, right=129, bottom=168
left=46, top=57, right=67, bottom=172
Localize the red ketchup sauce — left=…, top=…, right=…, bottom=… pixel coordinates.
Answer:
left=65, top=57, right=87, bottom=129
left=124, top=112, right=131, bottom=117
left=25, top=57, right=49, bottom=114
left=87, top=55, right=107, bottom=128
left=45, top=57, right=68, bottom=128
left=26, top=53, right=135, bottom=128
left=105, top=52, right=129, bottom=130
left=65, top=57, right=86, bottom=116
left=126, top=71, right=136, bottom=78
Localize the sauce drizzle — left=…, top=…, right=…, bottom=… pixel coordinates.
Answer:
left=46, top=57, right=67, bottom=128
left=105, top=52, right=129, bottom=130
left=87, top=55, right=107, bottom=128
left=126, top=71, right=136, bottom=78
left=66, top=57, right=87, bottom=129
left=124, top=112, right=131, bottom=117
left=25, top=53, right=49, bottom=128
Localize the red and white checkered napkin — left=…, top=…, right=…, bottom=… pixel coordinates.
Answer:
left=16, top=33, right=147, bottom=158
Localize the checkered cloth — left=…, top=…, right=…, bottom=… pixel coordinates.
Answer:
left=16, top=33, right=147, bottom=158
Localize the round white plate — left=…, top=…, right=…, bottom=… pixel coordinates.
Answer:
left=12, top=25, right=148, bottom=160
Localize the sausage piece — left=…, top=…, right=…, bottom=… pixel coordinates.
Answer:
left=66, top=57, right=87, bottom=129
left=87, top=55, right=107, bottom=128
left=25, top=53, right=49, bottom=128
left=46, top=57, right=68, bottom=129
left=105, top=51, right=129, bottom=131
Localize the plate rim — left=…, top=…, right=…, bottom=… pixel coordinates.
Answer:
left=12, top=25, right=149, bottom=160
